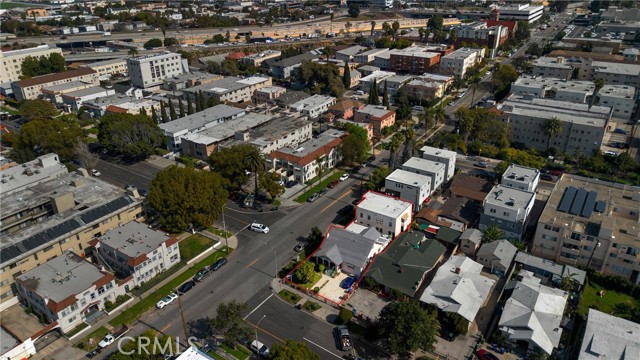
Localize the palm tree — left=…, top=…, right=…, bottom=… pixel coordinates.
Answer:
left=344, top=21, right=352, bottom=35
left=391, top=21, right=400, bottom=41
left=244, top=148, right=265, bottom=195
left=541, top=116, right=563, bottom=150
left=315, top=155, right=324, bottom=184
left=433, top=99, right=446, bottom=125
left=481, top=225, right=504, bottom=243
left=468, top=75, right=481, bottom=105
left=322, top=45, right=335, bottom=61
left=382, top=22, right=391, bottom=36
left=421, top=108, right=435, bottom=130
left=401, top=128, right=415, bottom=163
left=388, top=133, right=404, bottom=170
left=370, top=21, right=376, bottom=36
left=128, top=48, right=139, bottom=57
left=589, top=78, right=605, bottom=110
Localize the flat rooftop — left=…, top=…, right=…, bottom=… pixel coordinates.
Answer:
left=189, top=112, right=272, bottom=143
left=502, top=164, right=540, bottom=182
left=420, top=146, right=456, bottom=159
left=357, top=105, right=392, bottom=118
left=248, top=115, right=310, bottom=147
left=290, top=94, right=335, bottom=110
left=533, top=57, right=574, bottom=69
left=389, top=46, right=439, bottom=59
left=42, top=80, right=93, bottom=93
left=128, top=51, right=179, bottom=63
left=360, top=71, right=396, bottom=83
left=16, top=252, right=108, bottom=304
left=159, top=105, right=244, bottom=134
left=442, top=47, right=482, bottom=59
left=163, top=71, right=219, bottom=83
left=81, top=58, right=126, bottom=68
left=514, top=76, right=635, bottom=98
left=484, top=184, right=535, bottom=209
left=357, top=191, right=413, bottom=218
left=386, top=169, right=431, bottom=187
left=500, top=95, right=611, bottom=126
left=578, top=309, right=640, bottom=360
left=592, top=61, right=640, bottom=76
left=402, top=157, right=445, bottom=173
left=276, top=130, right=345, bottom=158
left=182, top=76, right=269, bottom=96
left=62, top=85, right=109, bottom=98
left=407, top=79, right=441, bottom=88
left=337, top=45, right=367, bottom=56
left=0, top=153, right=67, bottom=196
left=99, top=221, right=171, bottom=258
left=256, top=86, right=286, bottom=94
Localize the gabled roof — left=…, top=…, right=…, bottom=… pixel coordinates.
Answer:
left=420, top=256, right=495, bottom=322
left=314, top=226, right=382, bottom=272
left=498, top=271, right=568, bottom=355
left=366, top=231, right=445, bottom=296
left=17, top=67, right=96, bottom=87
left=460, top=229, right=483, bottom=245
left=477, top=240, right=517, bottom=270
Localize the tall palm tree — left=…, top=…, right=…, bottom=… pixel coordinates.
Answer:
left=421, top=108, right=435, bottom=130
left=322, top=46, right=335, bottom=61
left=244, top=148, right=265, bottom=195
left=388, top=133, right=404, bottom=170
left=370, top=21, right=376, bottom=36
left=468, top=75, right=481, bottom=105
left=401, top=128, right=415, bottom=163
left=344, top=21, right=352, bottom=35
left=589, top=78, right=605, bottom=110
left=541, top=116, right=563, bottom=150
left=391, top=21, right=400, bottom=41
left=433, top=98, right=446, bottom=125
left=382, top=22, right=391, bottom=36
left=128, top=48, right=139, bottom=57
left=315, top=155, right=324, bottom=184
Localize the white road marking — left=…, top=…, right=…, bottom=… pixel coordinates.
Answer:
left=244, top=293, right=273, bottom=320
left=303, top=337, right=344, bottom=359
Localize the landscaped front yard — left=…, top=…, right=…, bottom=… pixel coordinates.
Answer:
left=295, top=171, right=345, bottom=203
left=179, top=234, right=214, bottom=260
left=578, top=283, right=639, bottom=317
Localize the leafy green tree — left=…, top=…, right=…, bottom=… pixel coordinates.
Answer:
left=295, top=62, right=345, bottom=97
left=342, top=58, right=350, bottom=88
left=341, top=133, right=368, bottom=166
left=391, top=21, right=400, bottom=41
left=149, top=166, right=227, bottom=232
left=163, top=37, right=179, bottom=46
left=307, top=226, right=324, bottom=247
left=378, top=300, right=440, bottom=359
left=210, top=301, right=252, bottom=349
left=443, top=312, right=468, bottom=336
left=427, top=15, right=443, bottom=32
left=514, top=20, right=530, bottom=43
left=614, top=152, right=638, bottom=176
left=244, top=147, right=265, bottom=195
left=492, top=64, right=518, bottom=90
left=322, top=45, right=335, bottom=61
left=270, top=340, right=319, bottom=360
left=143, top=38, right=163, bottom=49
left=19, top=99, right=58, bottom=120
left=97, top=113, right=164, bottom=161
left=258, top=171, right=284, bottom=199
left=482, top=224, right=504, bottom=243
left=208, top=145, right=255, bottom=189
left=541, top=116, right=563, bottom=150
left=294, top=261, right=317, bottom=284
left=382, top=81, right=389, bottom=107
left=348, top=5, right=360, bottom=18
left=20, top=53, right=67, bottom=78
left=368, top=166, right=391, bottom=191
left=11, top=117, right=82, bottom=162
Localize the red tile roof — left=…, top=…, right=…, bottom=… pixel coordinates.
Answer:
left=106, top=105, right=128, bottom=113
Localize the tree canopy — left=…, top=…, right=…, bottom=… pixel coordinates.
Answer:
left=11, top=117, right=83, bottom=163
left=270, top=340, right=319, bottom=360
left=377, top=300, right=440, bottom=359
left=97, top=113, right=164, bottom=161
left=148, top=166, right=228, bottom=232
left=143, top=38, right=163, bottom=49
left=19, top=99, right=58, bottom=121
left=21, top=53, right=66, bottom=78
left=209, top=301, right=252, bottom=349
left=294, top=62, right=345, bottom=97
left=208, top=145, right=255, bottom=189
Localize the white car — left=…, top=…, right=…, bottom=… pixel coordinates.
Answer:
left=339, top=173, right=350, bottom=181
left=250, top=223, right=269, bottom=233
left=156, top=293, right=178, bottom=309
left=98, top=334, right=115, bottom=348
left=90, top=169, right=101, bottom=177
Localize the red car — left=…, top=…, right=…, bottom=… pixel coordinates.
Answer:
left=476, top=349, right=500, bottom=360
left=327, top=180, right=339, bottom=188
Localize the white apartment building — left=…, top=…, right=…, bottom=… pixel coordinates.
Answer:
left=184, top=76, right=272, bottom=104
left=497, top=3, right=544, bottom=23
left=531, top=57, right=574, bottom=80
left=501, top=164, right=540, bottom=192
left=354, top=48, right=390, bottom=65
left=336, top=45, right=368, bottom=62
left=94, top=221, right=181, bottom=287
left=290, top=94, right=336, bottom=119
left=419, top=146, right=457, bottom=182
left=511, top=75, right=637, bottom=120
left=80, top=58, right=128, bottom=80
left=0, top=45, right=63, bottom=84
left=61, top=86, right=116, bottom=112
left=440, top=48, right=485, bottom=78
left=479, top=185, right=536, bottom=240
left=385, top=169, right=432, bottom=211
left=453, top=22, right=508, bottom=57
left=15, top=252, right=127, bottom=333
left=359, top=70, right=396, bottom=91
left=238, top=50, right=281, bottom=67
left=400, top=157, right=446, bottom=193
left=355, top=191, right=413, bottom=239
left=127, top=52, right=187, bottom=88
left=499, top=95, right=611, bottom=155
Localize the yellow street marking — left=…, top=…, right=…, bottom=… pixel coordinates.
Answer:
left=321, top=189, right=352, bottom=213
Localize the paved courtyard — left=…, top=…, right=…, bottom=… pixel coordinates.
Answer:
left=345, top=289, right=390, bottom=321
left=316, top=272, right=350, bottom=305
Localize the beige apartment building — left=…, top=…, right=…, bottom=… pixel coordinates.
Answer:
left=532, top=174, right=640, bottom=283
left=80, top=58, right=128, bottom=80
left=11, top=67, right=98, bottom=101
left=0, top=45, right=63, bottom=84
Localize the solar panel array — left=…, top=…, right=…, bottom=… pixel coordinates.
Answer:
left=557, top=186, right=604, bottom=218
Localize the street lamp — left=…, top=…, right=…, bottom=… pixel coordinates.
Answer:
left=221, top=204, right=229, bottom=253
left=255, top=314, right=267, bottom=346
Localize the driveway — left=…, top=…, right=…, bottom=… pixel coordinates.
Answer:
left=345, top=289, right=389, bottom=322
left=316, top=272, right=350, bottom=305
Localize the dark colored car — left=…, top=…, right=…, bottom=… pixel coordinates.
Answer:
left=211, top=258, right=227, bottom=271
left=177, top=280, right=196, bottom=295
left=193, top=267, right=210, bottom=282
left=327, top=180, right=339, bottom=188
left=548, top=170, right=563, bottom=177
left=475, top=161, right=489, bottom=168
left=341, top=276, right=356, bottom=289
left=540, top=173, right=557, bottom=181
left=286, top=180, right=298, bottom=188
left=476, top=349, right=500, bottom=360
left=614, top=128, right=627, bottom=135
left=318, top=189, right=328, bottom=197
left=138, top=189, right=148, bottom=197
left=339, top=205, right=354, bottom=215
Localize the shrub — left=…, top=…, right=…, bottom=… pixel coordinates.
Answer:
left=363, top=277, right=378, bottom=291
left=104, top=300, right=114, bottom=311
left=312, top=287, right=320, bottom=293
left=336, top=307, right=354, bottom=324
left=318, top=264, right=326, bottom=273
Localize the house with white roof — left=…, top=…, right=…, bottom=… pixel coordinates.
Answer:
left=420, top=256, right=496, bottom=324
left=420, top=146, right=457, bottom=182
left=385, top=169, right=432, bottom=211
left=498, top=270, right=568, bottom=355
left=578, top=309, right=640, bottom=360
left=501, top=164, right=540, bottom=192
left=400, top=156, right=446, bottom=192
left=355, top=191, right=413, bottom=239
left=476, top=239, right=518, bottom=277
left=290, top=94, right=336, bottom=119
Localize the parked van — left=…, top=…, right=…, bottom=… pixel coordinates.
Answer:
left=250, top=340, right=270, bottom=358
left=355, top=90, right=364, bottom=95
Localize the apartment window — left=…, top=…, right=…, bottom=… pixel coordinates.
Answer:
left=570, top=232, right=582, bottom=241
left=490, top=208, right=496, bottom=213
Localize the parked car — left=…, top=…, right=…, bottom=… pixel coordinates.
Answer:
left=177, top=280, right=196, bottom=295
left=341, top=276, right=357, bottom=289
left=318, top=189, right=328, bottom=196
left=250, top=222, right=269, bottom=233
left=156, top=293, right=178, bottom=309
left=307, top=193, right=320, bottom=202
left=548, top=170, right=563, bottom=176
left=476, top=349, right=500, bottom=360
left=475, top=162, right=489, bottom=168
left=334, top=325, right=353, bottom=351
left=250, top=340, right=270, bottom=358
left=339, top=173, right=350, bottom=181
left=294, top=243, right=307, bottom=252
left=285, top=180, right=298, bottom=188
left=540, top=173, right=557, bottom=182
left=211, top=258, right=227, bottom=271
left=98, top=334, right=115, bottom=348
left=90, top=169, right=101, bottom=176
left=613, top=128, right=628, bottom=135
left=193, top=266, right=211, bottom=282
left=338, top=204, right=354, bottom=215
left=327, top=180, right=339, bottom=188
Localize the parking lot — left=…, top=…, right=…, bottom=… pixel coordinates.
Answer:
left=345, top=289, right=390, bottom=321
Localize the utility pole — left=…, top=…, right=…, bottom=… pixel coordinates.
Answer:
left=222, top=204, right=229, bottom=253
left=255, top=314, right=266, bottom=346
left=177, top=294, right=188, bottom=349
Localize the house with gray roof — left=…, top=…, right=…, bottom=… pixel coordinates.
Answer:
left=476, top=239, right=517, bottom=277
left=459, top=229, right=483, bottom=256
left=366, top=231, right=446, bottom=296
left=420, top=256, right=496, bottom=324
left=312, top=224, right=390, bottom=277
left=270, top=52, right=319, bottom=79
left=578, top=309, right=640, bottom=360
left=514, top=252, right=586, bottom=290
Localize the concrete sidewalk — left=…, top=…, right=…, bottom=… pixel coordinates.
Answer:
left=270, top=278, right=340, bottom=323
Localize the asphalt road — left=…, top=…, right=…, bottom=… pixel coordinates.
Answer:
left=93, top=157, right=165, bottom=191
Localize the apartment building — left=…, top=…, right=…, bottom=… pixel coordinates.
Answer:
left=162, top=72, right=223, bottom=92
left=496, top=3, right=544, bottom=23
left=354, top=105, right=396, bottom=135
left=582, top=59, right=640, bottom=88
left=253, top=86, right=287, bottom=104
left=183, top=76, right=272, bottom=104
left=224, top=115, right=312, bottom=154
left=158, top=105, right=245, bottom=152
left=336, top=45, right=368, bottom=62
left=267, top=130, right=345, bottom=184
left=403, top=78, right=445, bottom=100
left=501, top=164, right=540, bottom=192
left=511, top=75, right=637, bottom=120
left=328, top=99, right=365, bottom=120
left=127, top=52, right=187, bottom=88
left=383, top=74, right=413, bottom=96
left=400, top=157, right=446, bottom=193
left=0, top=153, right=67, bottom=196
left=11, top=67, right=98, bottom=101
left=419, top=146, right=457, bottom=182
left=0, top=164, right=143, bottom=310
left=239, top=50, right=281, bottom=67
left=269, top=52, right=319, bottom=79
left=531, top=57, right=575, bottom=80
left=389, top=46, right=441, bottom=74
left=15, top=252, right=127, bottom=333
left=80, top=58, right=128, bottom=80
left=84, top=93, right=160, bottom=117
left=93, top=222, right=180, bottom=287
left=355, top=191, right=413, bottom=239
left=532, top=175, right=640, bottom=283
left=354, top=48, right=389, bottom=65
left=0, top=44, right=63, bottom=84
left=61, top=86, right=116, bottom=112
left=479, top=185, right=536, bottom=240
left=440, top=48, right=486, bottom=78
left=499, top=95, right=611, bottom=155
left=359, top=70, right=396, bottom=92
left=385, top=169, right=432, bottom=211
left=453, top=23, right=508, bottom=57
left=290, top=94, right=336, bottom=119
left=41, top=80, right=97, bottom=105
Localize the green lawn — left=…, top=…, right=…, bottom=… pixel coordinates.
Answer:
left=65, top=322, right=89, bottom=338
left=278, top=289, right=301, bottom=304
left=132, top=262, right=187, bottom=296
left=578, top=283, right=639, bottom=317
left=0, top=2, right=33, bottom=8
left=294, top=171, right=345, bottom=203
left=303, top=300, right=321, bottom=312
left=179, top=234, right=214, bottom=260
left=219, top=343, right=251, bottom=360
left=108, top=248, right=230, bottom=327
left=75, top=326, right=108, bottom=350
left=0, top=106, right=19, bottom=115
